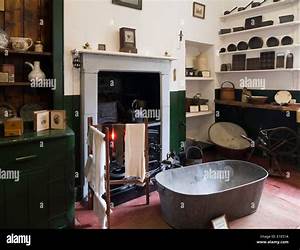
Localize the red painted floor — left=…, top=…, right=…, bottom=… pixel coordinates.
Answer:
left=75, top=157, right=300, bottom=229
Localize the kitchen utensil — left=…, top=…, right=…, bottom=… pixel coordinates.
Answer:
left=242, top=88, right=252, bottom=103
left=193, top=93, right=209, bottom=105
left=279, top=15, right=294, bottom=23
left=34, top=41, right=44, bottom=52
left=233, top=27, right=245, bottom=32
left=276, top=53, right=285, bottom=68
left=226, top=63, right=232, bottom=71
left=260, top=51, right=275, bottom=70
left=196, top=54, right=208, bottom=71
left=219, top=29, right=231, bottom=35
left=227, top=44, right=237, bottom=52
left=232, top=54, right=246, bottom=71
left=266, top=37, right=279, bottom=47
left=252, top=0, right=267, bottom=8
left=224, top=6, right=237, bottom=15
left=25, top=61, right=46, bottom=81
left=247, top=58, right=261, bottom=70
left=281, top=36, right=293, bottom=46
left=186, top=68, right=197, bottom=77
left=0, top=103, right=16, bottom=124
left=20, top=103, right=43, bottom=122
left=249, top=36, right=264, bottom=49
left=245, top=16, right=263, bottom=29
left=220, top=81, right=235, bottom=101
left=238, top=1, right=254, bottom=11
left=221, top=64, right=228, bottom=71
left=209, top=122, right=251, bottom=159
left=261, top=20, right=274, bottom=27
left=286, top=53, right=294, bottom=69
left=219, top=48, right=226, bottom=53
left=0, top=29, right=9, bottom=49
left=275, top=91, right=292, bottom=105
left=237, top=41, right=248, bottom=50
left=247, top=96, right=268, bottom=104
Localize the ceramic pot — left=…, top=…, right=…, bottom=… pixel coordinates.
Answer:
left=25, top=61, right=46, bottom=81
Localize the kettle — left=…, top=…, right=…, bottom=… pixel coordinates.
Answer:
left=25, top=61, right=46, bottom=81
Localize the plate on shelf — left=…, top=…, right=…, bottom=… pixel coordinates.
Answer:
left=0, top=103, right=16, bottom=124
left=275, top=91, right=292, bottom=105
left=20, top=103, right=44, bottom=122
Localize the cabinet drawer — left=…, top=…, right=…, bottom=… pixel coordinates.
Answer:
left=0, top=137, right=72, bottom=171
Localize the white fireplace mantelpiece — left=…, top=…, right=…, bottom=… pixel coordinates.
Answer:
left=74, top=49, right=176, bottom=62
left=78, top=49, right=176, bottom=165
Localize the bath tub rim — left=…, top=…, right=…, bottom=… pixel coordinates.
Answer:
left=155, top=160, right=269, bottom=196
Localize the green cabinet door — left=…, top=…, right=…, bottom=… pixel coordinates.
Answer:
left=28, top=169, right=48, bottom=228
left=4, top=175, right=28, bottom=229
left=0, top=183, right=4, bottom=225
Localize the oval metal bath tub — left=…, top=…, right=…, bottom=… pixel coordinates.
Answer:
left=155, top=160, right=268, bottom=229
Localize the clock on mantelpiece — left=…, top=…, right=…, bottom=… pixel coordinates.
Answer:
left=119, top=27, right=137, bottom=54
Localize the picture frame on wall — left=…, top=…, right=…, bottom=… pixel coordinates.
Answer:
left=112, top=0, right=142, bottom=10
left=193, top=2, right=206, bottom=19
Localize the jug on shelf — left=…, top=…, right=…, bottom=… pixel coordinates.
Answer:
left=25, top=61, right=46, bottom=81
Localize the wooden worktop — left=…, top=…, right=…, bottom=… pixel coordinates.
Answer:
left=215, top=100, right=300, bottom=112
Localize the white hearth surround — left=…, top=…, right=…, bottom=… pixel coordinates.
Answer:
left=78, top=49, right=176, bottom=167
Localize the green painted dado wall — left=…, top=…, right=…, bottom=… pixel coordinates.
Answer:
left=170, top=90, right=186, bottom=153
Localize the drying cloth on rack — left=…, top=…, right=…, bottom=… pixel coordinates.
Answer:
left=125, top=124, right=146, bottom=183
left=84, top=126, right=107, bottom=229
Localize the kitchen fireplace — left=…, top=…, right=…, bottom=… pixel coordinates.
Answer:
left=79, top=50, right=174, bottom=206
left=98, top=71, right=161, bottom=205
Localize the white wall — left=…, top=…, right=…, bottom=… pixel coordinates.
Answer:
left=218, top=0, right=300, bottom=90
left=64, top=0, right=223, bottom=95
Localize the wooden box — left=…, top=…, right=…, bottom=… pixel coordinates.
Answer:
left=4, top=117, right=24, bottom=137
left=0, top=72, right=9, bottom=83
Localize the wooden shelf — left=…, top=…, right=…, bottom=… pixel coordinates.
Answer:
left=219, top=21, right=300, bottom=38
left=219, top=44, right=300, bottom=56
left=0, top=82, right=31, bottom=86
left=0, top=49, right=52, bottom=56
left=220, top=0, right=298, bottom=20
left=215, top=100, right=300, bottom=112
left=216, top=69, right=300, bottom=74
left=186, top=111, right=214, bottom=118
left=186, top=77, right=214, bottom=81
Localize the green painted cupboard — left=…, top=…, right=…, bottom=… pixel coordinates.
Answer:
left=0, top=128, right=75, bottom=229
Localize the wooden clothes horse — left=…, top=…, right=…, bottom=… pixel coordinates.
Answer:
left=87, top=117, right=150, bottom=229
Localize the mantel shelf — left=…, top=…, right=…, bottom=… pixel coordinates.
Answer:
left=220, top=0, right=299, bottom=20
left=185, top=77, right=214, bottom=81
left=219, top=21, right=300, bottom=38
left=72, top=49, right=176, bottom=61
left=215, top=100, right=300, bottom=112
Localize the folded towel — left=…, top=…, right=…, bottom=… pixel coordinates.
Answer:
left=84, top=126, right=107, bottom=228
left=125, top=124, right=146, bottom=183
